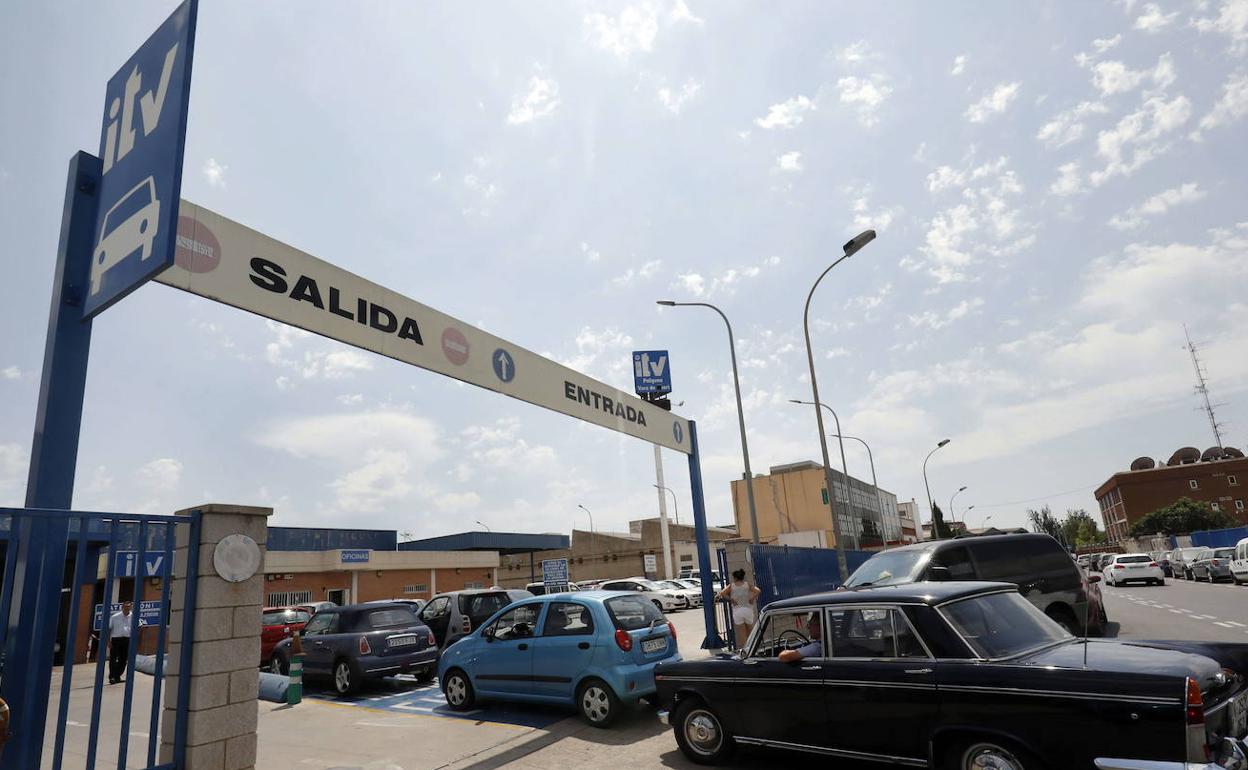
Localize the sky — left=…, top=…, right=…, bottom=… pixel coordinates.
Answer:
left=2, top=0, right=1247, bottom=541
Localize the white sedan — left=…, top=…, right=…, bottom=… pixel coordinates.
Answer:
left=1103, top=553, right=1166, bottom=586
left=598, top=578, right=683, bottom=612
left=655, top=580, right=702, bottom=608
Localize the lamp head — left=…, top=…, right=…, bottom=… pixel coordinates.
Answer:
left=656, top=300, right=676, bottom=306
left=788, top=399, right=805, bottom=404
left=958, top=486, right=967, bottom=493
left=843, top=230, right=877, bottom=258
left=937, top=438, right=951, bottom=448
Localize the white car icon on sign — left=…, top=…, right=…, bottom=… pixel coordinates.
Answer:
left=92, top=176, right=161, bottom=296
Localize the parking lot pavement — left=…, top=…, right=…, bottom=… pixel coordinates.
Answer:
left=1100, top=574, right=1248, bottom=642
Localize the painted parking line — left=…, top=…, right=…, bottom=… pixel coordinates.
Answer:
left=1215, top=622, right=1238, bottom=628
left=307, top=679, right=567, bottom=729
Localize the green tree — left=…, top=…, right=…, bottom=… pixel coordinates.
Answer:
left=930, top=502, right=954, bottom=539
left=1074, top=516, right=1104, bottom=547
left=1061, top=509, right=1103, bottom=547
left=1027, top=505, right=1065, bottom=545
left=1128, top=497, right=1239, bottom=537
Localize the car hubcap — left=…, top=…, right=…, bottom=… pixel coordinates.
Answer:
left=684, top=710, right=722, bottom=755
left=446, top=676, right=466, bottom=704
left=964, top=744, right=1023, bottom=770
left=582, top=686, right=610, bottom=722
left=335, top=665, right=350, bottom=692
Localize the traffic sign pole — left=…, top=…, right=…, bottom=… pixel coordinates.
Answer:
left=686, top=421, right=724, bottom=649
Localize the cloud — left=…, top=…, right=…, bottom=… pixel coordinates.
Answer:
left=844, top=282, right=893, bottom=313
left=1093, top=34, right=1123, bottom=53
left=950, top=54, right=968, bottom=75
left=670, top=0, right=704, bottom=25
left=336, top=393, right=364, bottom=405
left=1, top=366, right=20, bottom=380
left=1191, top=0, right=1248, bottom=55
left=1036, top=100, right=1109, bottom=148
left=558, top=326, right=636, bottom=379
left=202, top=158, right=227, bottom=189
left=907, top=297, right=985, bottom=330
left=656, top=78, right=702, bottom=114
left=1134, top=2, right=1178, bottom=31
left=1049, top=161, right=1085, bottom=196
left=754, top=95, right=815, bottom=129
left=507, top=74, right=560, bottom=125
left=836, top=75, right=893, bottom=126
left=610, top=259, right=663, bottom=287
left=776, top=151, right=803, bottom=172
left=136, top=458, right=182, bottom=502
left=1090, top=53, right=1176, bottom=96
left=669, top=255, right=782, bottom=298
left=849, top=188, right=902, bottom=232
left=965, top=82, right=1021, bottom=123
left=836, top=41, right=876, bottom=65
left=263, top=321, right=375, bottom=381
left=1107, top=182, right=1206, bottom=230
left=585, top=5, right=659, bottom=58
left=0, top=443, right=27, bottom=504
left=580, top=242, right=601, bottom=263
left=1088, top=94, right=1191, bottom=186
left=1191, top=71, right=1248, bottom=140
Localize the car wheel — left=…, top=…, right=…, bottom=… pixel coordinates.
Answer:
left=332, top=659, right=360, bottom=695
left=653, top=600, right=665, bottom=612
left=268, top=653, right=288, bottom=676
left=415, top=666, right=435, bottom=684
left=672, top=698, right=736, bottom=765
left=1046, top=607, right=1080, bottom=636
left=442, top=669, right=475, bottom=710
left=577, top=678, right=621, bottom=728
left=949, top=738, right=1041, bottom=770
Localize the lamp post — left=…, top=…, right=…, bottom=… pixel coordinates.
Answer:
left=475, top=520, right=491, bottom=532
left=949, top=486, right=968, bottom=531
left=656, top=300, right=760, bottom=544
left=577, top=504, right=595, bottom=552
left=801, top=230, right=877, bottom=580
left=833, top=432, right=888, bottom=546
left=653, top=484, right=680, bottom=528
left=922, top=439, right=951, bottom=541
left=980, top=514, right=993, bottom=529
left=965, top=505, right=976, bottom=530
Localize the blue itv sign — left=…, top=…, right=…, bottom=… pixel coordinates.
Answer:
left=84, top=0, right=198, bottom=319
left=632, top=350, right=672, bottom=395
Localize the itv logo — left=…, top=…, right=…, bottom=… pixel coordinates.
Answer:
left=101, top=42, right=180, bottom=174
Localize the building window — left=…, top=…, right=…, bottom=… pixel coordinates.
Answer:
left=1189, top=480, right=1199, bottom=490
left=1236, top=500, right=1245, bottom=512
left=1212, top=502, right=1222, bottom=512
left=403, top=584, right=427, bottom=594
left=464, top=581, right=485, bottom=590
left=268, top=590, right=312, bottom=607
left=1230, top=475, right=1239, bottom=487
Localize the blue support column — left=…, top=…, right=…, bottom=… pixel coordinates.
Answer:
left=687, top=421, right=725, bottom=650
left=0, top=152, right=101, bottom=770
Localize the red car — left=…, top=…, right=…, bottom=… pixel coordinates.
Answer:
left=260, top=606, right=311, bottom=665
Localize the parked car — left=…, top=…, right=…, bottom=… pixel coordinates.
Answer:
left=418, top=588, right=534, bottom=649
left=1076, top=554, right=1092, bottom=569
left=526, top=582, right=580, bottom=596
left=654, top=581, right=1248, bottom=768
left=1172, top=547, right=1211, bottom=580
left=260, top=606, right=312, bottom=666
left=843, top=533, right=1107, bottom=635
left=1232, top=538, right=1248, bottom=585
left=1192, top=548, right=1238, bottom=583
left=1152, top=551, right=1175, bottom=577
left=1096, top=553, right=1117, bottom=571
left=365, top=598, right=426, bottom=613
left=296, top=601, right=338, bottom=615
left=1103, top=553, right=1166, bottom=586
left=269, top=603, right=438, bottom=694
left=598, top=578, right=683, bottom=612
left=655, top=580, right=702, bottom=608
left=679, top=568, right=723, bottom=586
left=438, top=591, right=680, bottom=726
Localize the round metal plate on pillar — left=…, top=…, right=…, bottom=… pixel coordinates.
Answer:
left=212, top=533, right=261, bottom=583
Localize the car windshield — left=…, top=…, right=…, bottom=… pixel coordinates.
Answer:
left=605, top=595, right=666, bottom=630
left=458, top=592, right=511, bottom=624
left=1117, top=555, right=1152, bottom=563
left=1213, top=548, right=1235, bottom=559
left=844, top=549, right=929, bottom=587
left=941, top=592, right=1072, bottom=659
left=262, top=609, right=311, bottom=625
left=636, top=580, right=665, bottom=591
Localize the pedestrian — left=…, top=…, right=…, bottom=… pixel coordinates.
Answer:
left=108, top=601, right=134, bottom=685
left=717, top=569, right=760, bottom=648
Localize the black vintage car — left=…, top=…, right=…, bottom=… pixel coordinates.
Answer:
left=655, top=582, right=1248, bottom=769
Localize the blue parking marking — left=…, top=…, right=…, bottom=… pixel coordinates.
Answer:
left=307, top=676, right=567, bottom=728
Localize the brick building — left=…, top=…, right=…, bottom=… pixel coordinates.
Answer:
left=1095, top=446, right=1248, bottom=543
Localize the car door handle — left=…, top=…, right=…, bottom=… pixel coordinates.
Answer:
left=518, top=643, right=529, bottom=651
left=905, top=668, right=933, bottom=674
left=801, top=665, right=821, bottom=671
left=578, top=642, right=590, bottom=650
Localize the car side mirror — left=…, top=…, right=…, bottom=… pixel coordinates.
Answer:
left=1088, top=575, right=1101, bottom=584
left=482, top=627, right=495, bottom=642
left=928, top=566, right=952, bottom=581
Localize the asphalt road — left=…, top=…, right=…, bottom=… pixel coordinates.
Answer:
left=1098, top=572, right=1248, bottom=642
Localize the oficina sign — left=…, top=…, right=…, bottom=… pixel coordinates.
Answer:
left=340, top=549, right=371, bottom=564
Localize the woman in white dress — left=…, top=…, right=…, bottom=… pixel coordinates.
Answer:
left=717, top=569, right=761, bottom=648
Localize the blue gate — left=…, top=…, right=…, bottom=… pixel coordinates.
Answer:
left=0, top=507, right=201, bottom=769
left=749, top=544, right=874, bottom=608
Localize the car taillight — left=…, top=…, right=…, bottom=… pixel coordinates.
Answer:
left=359, top=636, right=371, bottom=655
left=427, top=630, right=436, bottom=646
left=1113, top=565, right=1125, bottom=570
left=614, top=628, right=633, bottom=652
left=667, top=622, right=677, bottom=643
left=462, top=617, right=471, bottom=634
left=1186, top=677, right=1205, bottom=725
left=1149, top=562, right=1158, bottom=568
left=1212, top=559, right=1221, bottom=566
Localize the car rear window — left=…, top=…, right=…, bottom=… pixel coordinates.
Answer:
left=366, top=608, right=417, bottom=629
left=1214, top=548, right=1236, bottom=559
left=263, top=609, right=311, bottom=625
left=1117, top=555, right=1152, bottom=563
left=605, top=595, right=666, bottom=630
left=458, top=592, right=511, bottom=623
left=844, top=549, right=931, bottom=587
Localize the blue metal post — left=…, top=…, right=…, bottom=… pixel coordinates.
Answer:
left=687, top=421, right=725, bottom=649
left=147, top=522, right=175, bottom=767
left=0, top=152, right=101, bottom=770
left=117, top=521, right=148, bottom=768
left=51, top=516, right=91, bottom=770
left=173, top=510, right=203, bottom=766
left=86, top=526, right=117, bottom=770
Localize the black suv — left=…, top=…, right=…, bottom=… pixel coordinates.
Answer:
left=844, top=533, right=1106, bottom=635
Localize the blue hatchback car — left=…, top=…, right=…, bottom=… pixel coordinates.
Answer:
left=437, top=591, right=681, bottom=726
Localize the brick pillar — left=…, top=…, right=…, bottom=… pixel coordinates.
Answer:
left=160, top=504, right=271, bottom=770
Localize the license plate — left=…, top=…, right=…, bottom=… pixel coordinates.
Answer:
left=1231, top=691, right=1248, bottom=738
left=642, top=637, right=667, bottom=654
left=387, top=635, right=418, bottom=648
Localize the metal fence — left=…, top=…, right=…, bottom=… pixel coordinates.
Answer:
left=0, top=507, right=201, bottom=770
left=749, top=544, right=874, bottom=609
left=1188, top=525, right=1248, bottom=548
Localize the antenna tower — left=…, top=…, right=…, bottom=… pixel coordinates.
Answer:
left=1184, top=325, right=1225, bottom=449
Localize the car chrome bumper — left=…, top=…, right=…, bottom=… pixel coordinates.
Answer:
left=1096, top=737, right=1248, bottom=770
left=657, top=709, right=670, bottom=726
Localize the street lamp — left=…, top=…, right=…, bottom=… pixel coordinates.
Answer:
left=980, top=514, right=993, bottom=529
left=475, top=520, right=491, bottom=532
left=949, top=486, right=968, bottom=529
left=656, top=300, right=760, bottom=544
left=801, top=230, right=877, bottom=580
left=577, top=504, right=595, bottom=551
left=922, top=439, right=951, bottom=541
left=653, top=484, right=680, bottom=528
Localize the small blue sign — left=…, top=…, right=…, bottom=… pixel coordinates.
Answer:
left=673, top=421, right=684, bottom=444
left=632, top=350, right=672, bottom=395
left=113, top=550, right=171, bottom=578
left=341, top=549, right=371, bottom=564
left=94, top=600, right=164, bottom=631
left=541, top=558, right=569, bottom=587
left=492, top=348, right=515, bottom=383
left=84, top=0, right=198, bottom=319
